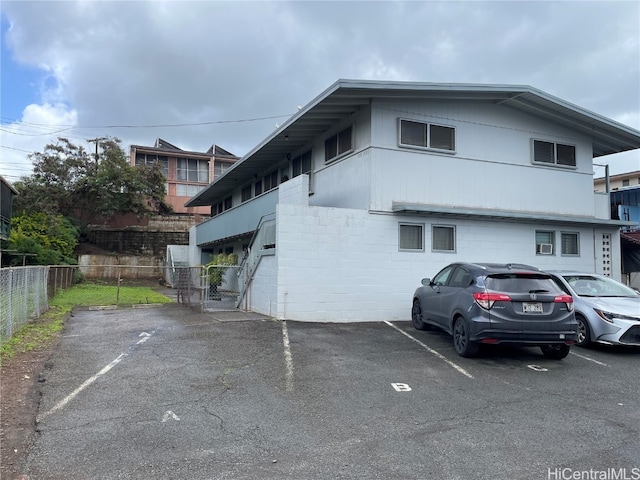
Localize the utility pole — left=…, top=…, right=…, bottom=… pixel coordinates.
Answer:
left=87, top=137, right=108, bottom=162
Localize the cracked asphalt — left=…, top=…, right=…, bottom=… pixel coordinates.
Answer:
left=24, top=303, right=640, bottom=479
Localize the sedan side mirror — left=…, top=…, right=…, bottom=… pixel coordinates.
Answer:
left=422, top=278, right=431, bottom=286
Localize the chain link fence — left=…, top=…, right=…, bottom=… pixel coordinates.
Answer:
left=0, top=266, right=49, bottom=345
left=1, top=263, right=245, bottom=347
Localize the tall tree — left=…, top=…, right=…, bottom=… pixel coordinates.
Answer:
left=13, top=137, right=172, bottom=222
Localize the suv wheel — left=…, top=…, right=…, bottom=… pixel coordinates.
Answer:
left=453, top=317, right=478, bottom=357
left=540, top=344, right=570, bottom=360
left=411, top=299, right=429, bottom=331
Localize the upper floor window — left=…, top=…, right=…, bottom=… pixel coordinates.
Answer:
left=241, top=184, right=252, bottom=203
left=263, top=171, right=279, bottom=192
left=135, top=153, right=168, bottom=176
left=622, top=179, right=630, bottom=187
left=177, top=158, right=209, bottom=183
left=292, top=151, right=312, bottom=177
left=325, top=126, right=353, bottom=163
left=399, top=119, right=455, bottom=152
left=532, top=140, right=576, bottom=167
left=214, top=161, right=233, bottom=179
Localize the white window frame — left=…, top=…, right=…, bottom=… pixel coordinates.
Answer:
left=531, top=139, right=576, bottom=168
left=560, top=231, right=580, bottom=256
left=398, top=118, right=456, bottom=154
left=432, top=225, right=456, bottom=252
left=399, top=223, right=425, bottom=252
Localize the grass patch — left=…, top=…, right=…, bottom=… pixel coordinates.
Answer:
left=0, top=306, right=67, bottom=366
left=50, top=283, right=174, bottom=308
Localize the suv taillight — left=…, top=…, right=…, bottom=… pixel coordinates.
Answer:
left=473, top=292, right=511, bottom=309
left=553, top=294, right=574, bottom=312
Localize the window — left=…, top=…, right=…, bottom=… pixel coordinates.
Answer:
left=176, top=184, right=205, bottom=196
left=224, top=196, right=232, bottom=210
left=533, top=140, right=576, bottom=167
left=622, top=179, right=630, bottom=187
left=254, top=179, right=263, bottom=196
left=399, top=223, right=424, bottom=251
left=399, top=119, right=455, bottom=152
left=214, top=161, right=233, bottom=178
left=449, top=267, right=473, bottom=288
left=561, top=232, right=579, bottom=256
left=292, top=151, right=312, bottom=177
left=432, top=225, right=455, bottom=252
left=325, top=126, right=353, bottom=162
left=135, top=153, right=168, bottom=176
left=536, top=230, right=555, bottom=255
left=177, top=158, right=209, bottom=182
left=263, top=171, right=279, bottom=192
left=241, top=184, right=252, bottom=202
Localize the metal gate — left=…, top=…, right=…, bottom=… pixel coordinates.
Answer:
left=173, top=265, right=242, bottom=312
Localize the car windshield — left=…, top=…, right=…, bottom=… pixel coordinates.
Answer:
left=564, top=275, right=640, bottom=298
left=485, top=273, right=560, bottom=294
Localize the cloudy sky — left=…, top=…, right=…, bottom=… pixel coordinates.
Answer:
left=1, top=0, right=639, bottom=184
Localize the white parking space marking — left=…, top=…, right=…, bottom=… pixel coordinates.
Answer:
left=569, top=350, right=608, bottom=366
left=384, top=321, right=474, bottom=379
left=281, top=320, right=294, bottom=392
left=162, top=410, right=180, bottom=422
left=38, top=330, right=156, bottom=421
left=391, top=383, right=412, bottom=392
left=527, top=365, right=548, bottom=372
left=38, top=353, right=128, bottom=421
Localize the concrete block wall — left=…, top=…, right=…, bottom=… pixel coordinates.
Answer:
left=271, top=202, right=621, bottom=322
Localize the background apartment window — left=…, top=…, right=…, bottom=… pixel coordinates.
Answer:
left=622, top=179, right=630, bottom=187
left=177, top=158, right=209, bottom=182
left=241, top=184, right=253, bottom=202
left=176, top=184, right=205, bottom=196
left=400, top=119, right=455, bottom=151
left=224, top=196, right=232, bottom=210
left=561, top=232, right=579, bottom=255
left=135, top=153, right=168, bottom=176
left=399, top=223, right=424, bottom=251
left=536, top=230, right=555, bottom=255
left=254, top=179, right=263, bottom=196
left=325, top=126, right=353, bottom=162
left=533, top=140, right=576, bottom=167
left=432, top=225, right=455, bottom=252
left=214, top=161, right=233, bottom=178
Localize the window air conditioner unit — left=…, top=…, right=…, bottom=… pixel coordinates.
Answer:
left=539, top=243, right=553, bottom=255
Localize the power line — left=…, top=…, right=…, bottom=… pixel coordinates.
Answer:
left=0, top=112, right=295, bottom=130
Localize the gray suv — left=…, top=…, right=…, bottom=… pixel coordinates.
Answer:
left=411, top=263, right=577, bottom=359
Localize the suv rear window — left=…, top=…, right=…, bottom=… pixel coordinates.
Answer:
left=485, top=273, right=561, bottom=294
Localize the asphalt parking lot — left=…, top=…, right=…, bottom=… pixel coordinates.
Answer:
left=24, top=303, right=640, bottom=480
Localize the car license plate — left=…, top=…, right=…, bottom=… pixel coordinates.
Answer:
left=523, top=302, right=543, bottom=313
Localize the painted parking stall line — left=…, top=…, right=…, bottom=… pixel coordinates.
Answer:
left=37, top=330, right=156, bottom=421
left=384, top=321, right=474, bottom=379
left=569, top=350, right=608, bottom=366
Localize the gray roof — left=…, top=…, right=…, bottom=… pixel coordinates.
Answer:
left=187, top=79, right=640, bottom=207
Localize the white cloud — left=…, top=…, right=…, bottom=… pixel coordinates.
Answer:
left=1, top=0, right=638, bottom=181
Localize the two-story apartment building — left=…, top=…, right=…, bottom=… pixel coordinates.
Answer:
left=130, top=138, right=237, bottom=216
left=185, top=80, right=640, bottom=322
